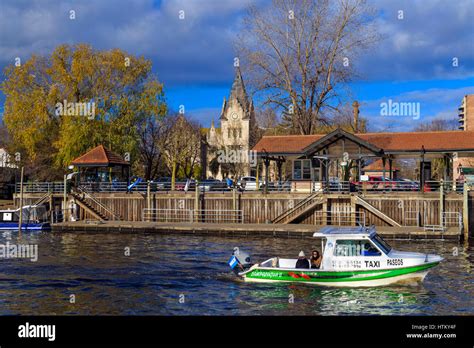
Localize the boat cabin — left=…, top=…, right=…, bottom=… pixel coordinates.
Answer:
left=260, top=226, right=392, bottom=270
left=0, top=205, right=48, bottom=223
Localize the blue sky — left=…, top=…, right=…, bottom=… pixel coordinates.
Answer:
left=0, top=0, right=473, bottom=131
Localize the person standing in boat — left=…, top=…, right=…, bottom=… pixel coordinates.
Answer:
left=295, top=251, right=310, bottom=268
left=310, top=250, right=322, bottom=269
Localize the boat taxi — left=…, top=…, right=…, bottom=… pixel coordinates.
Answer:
left=0, top=205, right=51, bottom=231
left=228, top=226, right=443, bottom=287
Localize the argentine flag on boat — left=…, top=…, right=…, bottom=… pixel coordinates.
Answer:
left=228, top=255, right=238, bottom=269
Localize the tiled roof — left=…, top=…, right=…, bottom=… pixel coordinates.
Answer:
left=253, top=130, right=474, bottom=154
left=253, top=134, right=324, bottom=154
left=71, top=145, right=130, bottom=166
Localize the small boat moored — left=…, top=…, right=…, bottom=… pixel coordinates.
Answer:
left=0, top=205, right=51, bottom=231
left=228, top=226, right=443, bottom=287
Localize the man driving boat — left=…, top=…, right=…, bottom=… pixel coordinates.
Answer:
left=295, top=251, right=310, bottom=268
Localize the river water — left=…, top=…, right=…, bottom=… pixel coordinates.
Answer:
left=0, top=231, right=472, bottom=315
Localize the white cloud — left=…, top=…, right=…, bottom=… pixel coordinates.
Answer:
left=358, top=0, right=474, bottom=80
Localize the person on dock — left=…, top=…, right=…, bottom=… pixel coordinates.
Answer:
left=295, top=251, right=310, bottom=269
left=226, top=176, right=234, bottom=189
left=310, top=250, right=322, bottom=269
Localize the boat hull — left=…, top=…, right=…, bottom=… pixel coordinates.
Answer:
left=0, top=222, right=51, bottom=231
left=241, top=262, right=439, bottom=287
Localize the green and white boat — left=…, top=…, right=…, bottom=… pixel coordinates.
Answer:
left=228, top=226, right=443, bottom=287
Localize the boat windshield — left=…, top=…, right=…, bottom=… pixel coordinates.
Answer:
left=371, top=233, right=392, bottom=254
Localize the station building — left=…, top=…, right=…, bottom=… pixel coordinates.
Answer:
left=253, top=95, right=474, bottom=190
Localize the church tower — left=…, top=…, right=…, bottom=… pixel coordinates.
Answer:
left=220, top=67, right=255, bottom=154
left=205, top=67, right=256, bottom=179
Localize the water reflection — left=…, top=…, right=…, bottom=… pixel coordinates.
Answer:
left=0, top=231, right=472, bottom=315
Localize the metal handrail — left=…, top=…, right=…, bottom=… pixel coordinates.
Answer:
left=272, top=192, right=323, bottom=223
left=314, top=211, right=367, bottom=226
left=75, top=186, right=121, bottom=220
left=142, top=208, right=244, bottom=223
left=31, top=192, right=52, bottom=206
left=442, top=212, right=462, bottom=228
left=16, top=179, right=471, bottom=194
left=404, top=210, right=420, bottom=226
left=16, top=182, right=64, bottom=193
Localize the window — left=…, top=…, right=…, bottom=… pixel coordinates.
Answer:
left=334, top=240, right=381, bottom=257
left=371, top=234, right=391, bottom=254
left=293, top=159, right=311, bottom=180
left=293, top=161, right=302, bottom=179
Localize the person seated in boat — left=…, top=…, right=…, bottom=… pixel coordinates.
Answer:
left=295, top=251, right=310, bottom=269
left=271, top=257, right=279, bottom=268
left=363, top=242, right=380, bottom=256
left=310, top=250, right=322, bottom=269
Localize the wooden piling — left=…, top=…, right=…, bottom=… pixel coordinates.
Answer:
left=439, top=179, right=444, bottom=226
left=232, top=188, right=236, bottom=211
left=63, top=174, right=67, bottom=222
left=463, top=182, right=469, bottom=240
left=194, top=183, right=199, bottom=223
left=49, top=192, right=53, bottom=224
left=147, top=180, right=151, bottom=210
left=18, top=167, right=24, bottom=234
left=350, top=195, right=356, bottom=226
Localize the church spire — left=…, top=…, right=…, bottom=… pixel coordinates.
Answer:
left=229, top=66, right=248, bottom=108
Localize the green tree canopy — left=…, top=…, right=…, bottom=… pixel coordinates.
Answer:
left=1, top=44, right=166, bottom=179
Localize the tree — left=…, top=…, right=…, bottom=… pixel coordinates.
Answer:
left=161, top=114, right=201, bottom=189
left=133, top=79, right=168, bottom=180
left=414, top=118, right=458, bottom=132
left=319, top=102, right=367, bottom=133
left=1, top=44, right=165, bottom=179
left=209, top=156, right=221, bottom=179
left=237, top=0, right=378, bottom=135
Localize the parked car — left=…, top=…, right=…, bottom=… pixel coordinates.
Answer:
left=237, top=176, right=266, bottom=191
left=198, top=179, right=227, bottom=192
left=356, top=176, right=422, bottom=191
left=394, top=178, right=419, bottom=191
left=155, top=177, right=188, bottom=191
left=356, top=176, right=395, bottom=191
left=155, top=177, right=171, bottom=190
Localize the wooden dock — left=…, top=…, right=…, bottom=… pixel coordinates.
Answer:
left=18, top=191, right=471, bottom=230
left=51, top=221, right=461, bottom=240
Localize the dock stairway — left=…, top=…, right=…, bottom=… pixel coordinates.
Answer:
left=272, top=192, right=324, bottom=224
left=353, top=195, right=401, bottom=227
left=32, top=192, right=51, bottom=206
left=72, top=187, right=121, bottom=221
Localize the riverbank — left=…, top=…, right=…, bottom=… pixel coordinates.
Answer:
left=51, top=221, right=461, bottom=240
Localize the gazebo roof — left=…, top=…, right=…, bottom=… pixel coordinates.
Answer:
left=71, top=145, right=130, bottom=167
